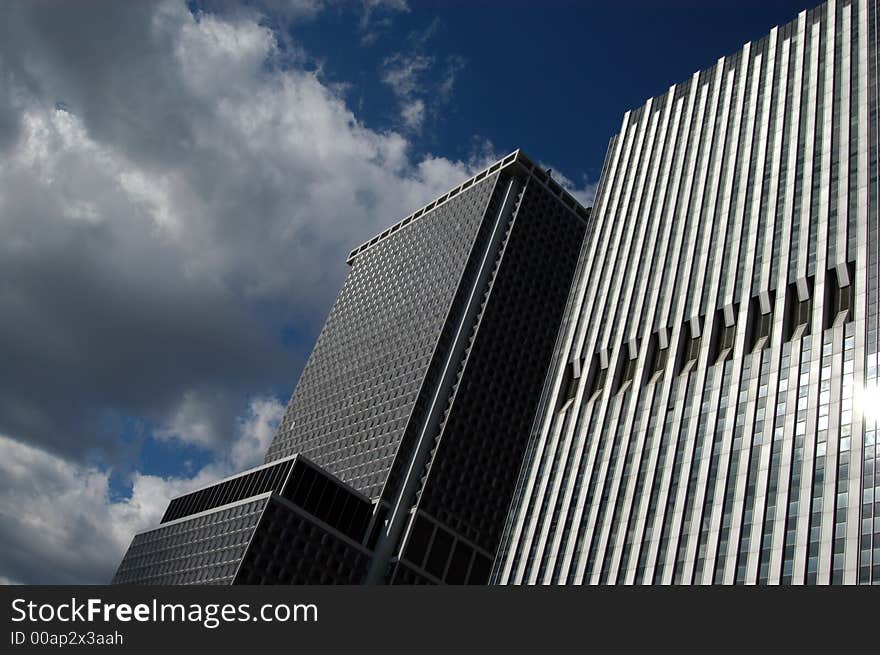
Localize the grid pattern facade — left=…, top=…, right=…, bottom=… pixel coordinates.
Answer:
left=265, top=174, right=502, bottom=498
left=161, top=458, right=294, bottom=523
left=376, top=172, right=518, bottom=507
left=494, top=0, right=876, bottom=585
left=113, top=497, right=269, bottom=585
left=113, top=151, right=591, bottom=586
left=115, top=455, right=374, bottom=585
left=395, top=511, right=494, bottom=584
left=405, top=177, right=588, bottom=562
left=159, top=455, right=372, bottom=540
left=114, top=490, right=371, bottom=586
left=366, top=160, right=589, bottom=584
left=234, top=496, right=370, bottom=585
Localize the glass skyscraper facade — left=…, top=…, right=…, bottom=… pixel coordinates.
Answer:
left=113, top=151, right=589, bottom=585
left=493, top=0, right=877, bottom=585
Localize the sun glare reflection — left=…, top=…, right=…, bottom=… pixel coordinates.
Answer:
left=855, top=382, right=880, bottom=425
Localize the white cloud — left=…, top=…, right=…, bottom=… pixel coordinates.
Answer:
left=381, top=53, right=433, bottom=98
left=400, top=99, right=426, bottom=131
left=438, top=55, right=466, bottom=102
left=0, top=434, right=180, bottom=584
left=229, top=397, right=285, bottom=471
left=0, top=0, right=491, bottom=461
left=0, top=0, right=498, bottom=584
left=0, top=396, right=283, bottom=584
left=155, top=389, right=240, bottom=450
left=379, top=20, right=465, bottom=133
left=359, top=0, right=410, bottom=44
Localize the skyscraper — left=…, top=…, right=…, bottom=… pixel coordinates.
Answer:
left=112, top=151, right=589, bottom=585
left=493, top=0, right=876, bottom=585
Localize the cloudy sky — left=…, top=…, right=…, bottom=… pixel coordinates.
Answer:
left=0, top=0, right=817, bottom=584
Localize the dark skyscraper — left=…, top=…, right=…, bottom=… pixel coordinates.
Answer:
left=113, top=150, right=589, bottom=585
left=493, top=0, right=877, bottom=585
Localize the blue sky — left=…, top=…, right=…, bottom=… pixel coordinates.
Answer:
left=291, top=0, right=821, bottom=183
left=0, top=0, right=821, bottom=584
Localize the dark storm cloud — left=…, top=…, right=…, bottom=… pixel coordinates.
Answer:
left=0, top=207, right=294, bottom=459
left=0, top=0, right=496, bottom=584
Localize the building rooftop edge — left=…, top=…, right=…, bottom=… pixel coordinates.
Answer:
left=162, top=452, right=370, bottom=507
left=346, top=148, right=592, bottom=265
left=614, top=5, right=813, bottom=136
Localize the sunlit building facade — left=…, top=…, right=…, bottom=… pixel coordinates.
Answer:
left=113, top=151, right=589, bottom=585
left=493, top=0, right=878, bottom=585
